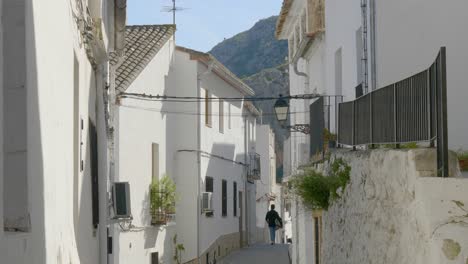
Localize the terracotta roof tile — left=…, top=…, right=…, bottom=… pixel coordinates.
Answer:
left=114, top=25, right=175, bottom=92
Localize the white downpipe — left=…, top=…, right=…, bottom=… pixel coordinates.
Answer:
left=369, top=0, right=377, bottom=91
left=293, top=58, right=309, bottom=91
left=196, top=62, right=214, bottom=263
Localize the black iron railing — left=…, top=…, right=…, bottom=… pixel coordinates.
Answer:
left=247, top=153, right=261, bottom=180
left=338, top=47, right=448, bottom=177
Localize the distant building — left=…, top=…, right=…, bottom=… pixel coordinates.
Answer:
left=166, top=46, right=259, bottom=264
left=255, top=125, right=279, bottom=243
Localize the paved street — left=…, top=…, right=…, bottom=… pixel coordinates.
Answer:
left=219, top=244, right=290, bottom=264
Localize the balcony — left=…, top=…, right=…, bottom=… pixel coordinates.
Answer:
left=247, top=153, right=261, bottom=181
left=288, top=0, right=325, bottom=62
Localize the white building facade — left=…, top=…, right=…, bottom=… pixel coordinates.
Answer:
left=255, top=125, right=281, bottom=243
left=277, top=0, right=468, bottom=263
left=166, top=47, right=259, bottom=264
left=113, top=25, right=176, bottom=264
left=0, top=0, right=126, bottom=263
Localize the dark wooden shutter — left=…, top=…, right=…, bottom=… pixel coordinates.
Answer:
left=233, top=182, right=237, bottom=216
left=151, top=252, right=159, bottom=264
left=222, top=180, right=227, bottom=216
left=206, top=177, right=213, bottom=192
left=89, top=119, right=99, bottom=228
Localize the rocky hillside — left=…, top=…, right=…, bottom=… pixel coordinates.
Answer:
left=209, top=16, right=290, bottom=181
left=209, top=16, right=288, bottom=78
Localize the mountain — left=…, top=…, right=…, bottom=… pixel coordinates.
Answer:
left=209, top=16, right=290, bottom=181
left=209, top=16, right=288, bottom=78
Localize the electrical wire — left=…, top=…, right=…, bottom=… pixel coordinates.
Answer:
left=119, top=103, right=311, bottom=117
left=118, top=92, right=334, bottom=102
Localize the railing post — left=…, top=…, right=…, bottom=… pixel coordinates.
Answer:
left=427, top=68, right=434, bottom=147
left=437, top=47, right=449, bottom=178
left=370, top=91, right=374, bottom=149
left=352, top=100, right=356, bottom=151
left=393, top=83, right=400, bottom=149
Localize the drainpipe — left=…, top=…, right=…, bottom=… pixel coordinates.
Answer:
left=293, top=58, right=309, bottom=92
left=196, top=61, right=214, bottom=263
left=244, top=117, right=248, bottom=247
left=369, top=0, right=377, bottom=91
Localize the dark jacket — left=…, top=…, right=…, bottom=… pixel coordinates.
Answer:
left=265, top=209, right=282, bottom=227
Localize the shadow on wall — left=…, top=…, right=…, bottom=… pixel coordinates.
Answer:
left=73, top=67, right=101, bottom=263
left=0, top=0, right=45, bottom=261
left=26, top=3, right=46, bottom=261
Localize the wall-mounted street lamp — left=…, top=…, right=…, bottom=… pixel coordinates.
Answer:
left=274, top=94, right=310, bottom=135
left=273, top=95, right=290, bottom=122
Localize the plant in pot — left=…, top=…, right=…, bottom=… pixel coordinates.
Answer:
left=458, top=151, right=468, bottom=171
left=150, top=175, right=177, bottom=225
left=323, top=129, right=337, bottom=149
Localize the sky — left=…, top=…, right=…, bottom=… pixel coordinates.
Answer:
left=127, top=0, right=283, bottom=52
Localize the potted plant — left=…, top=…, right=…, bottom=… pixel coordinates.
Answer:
left=458, top=151, right=468, bottom=171
left=323, top=129, right=337, bottom=149
left=150, top=175, right=177, bottom=225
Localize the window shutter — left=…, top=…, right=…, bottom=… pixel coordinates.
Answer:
left=89, top=119, right=99, bottom=228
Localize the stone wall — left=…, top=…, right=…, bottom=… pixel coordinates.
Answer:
left=322, top=149, right=468, bottom=264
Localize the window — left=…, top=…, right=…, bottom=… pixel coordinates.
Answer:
left=222, top=180, right=227, bottom=217
left=205, top=90, right=212, bottom=127
left=219, top=99, right=224, bottom=133
left=228, top=104, right=232, bottom=129
left=152, top=143, right=159, bottom=180
left=233, top=182, right=237, bottom=217
left=151, top=252, right=159, bottom=264
left=205, top=177, right=213, bottom=192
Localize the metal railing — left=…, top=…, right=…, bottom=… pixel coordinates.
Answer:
left=247, top=153, right=261, bottom=180
left=338, top=47, right=448, bottom=177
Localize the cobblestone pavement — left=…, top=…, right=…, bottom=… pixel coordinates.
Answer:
left=219, top=244, right=290, bottom=264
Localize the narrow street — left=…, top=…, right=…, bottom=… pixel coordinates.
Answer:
left=219, top=244, right=290, bottom=264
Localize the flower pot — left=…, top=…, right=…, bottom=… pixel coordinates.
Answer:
left=151, top=211, right=167, bottom=225
left=459, top=159, right=468, bottom=171
left=328, top=140, right=336, bottom=149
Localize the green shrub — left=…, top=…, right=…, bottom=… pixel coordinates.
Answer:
left=291, top=158, right=351, bottom=210
left=457, top=151, right=468, bottom=160
left=150, top=175, right=177, bottom=215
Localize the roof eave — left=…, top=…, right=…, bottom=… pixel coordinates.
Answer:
left=176, top=46, right=255, bottom=96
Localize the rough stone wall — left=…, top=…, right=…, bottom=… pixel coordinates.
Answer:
left=322, top=149, right=468, bottom=264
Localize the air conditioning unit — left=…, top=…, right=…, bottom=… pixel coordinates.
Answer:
left=113, top=182, right=131, bottom=219
left=202, top=192, right=213, bottom=212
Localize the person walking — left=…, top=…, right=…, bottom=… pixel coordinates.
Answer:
left=265, top=204, right=282, bottom=245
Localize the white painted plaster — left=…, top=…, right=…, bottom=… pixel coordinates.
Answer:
left=167, top=49, right=255, bottom=263
left=1, top=0, right=113, bottom=263
left=374, top=0, right=468, bottom=150
left=322, top=149, right=468, bottom=264
left=115, top=39, right=176, bottom=264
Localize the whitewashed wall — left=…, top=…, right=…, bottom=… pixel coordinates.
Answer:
left=325, top=0, right=367, bottom=101
left=198, top=61, right=248, bottom=256
left=323, top=149, right=468, bottom=264
left=1, top=0, right=111, bottom=263
left=374, top=0, right=468, bottom=150
left=167, top=50, right=251, bottom=263
left=115, top=39, right=175, bottom=264
left=255, top=125, right=276, bottom=242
